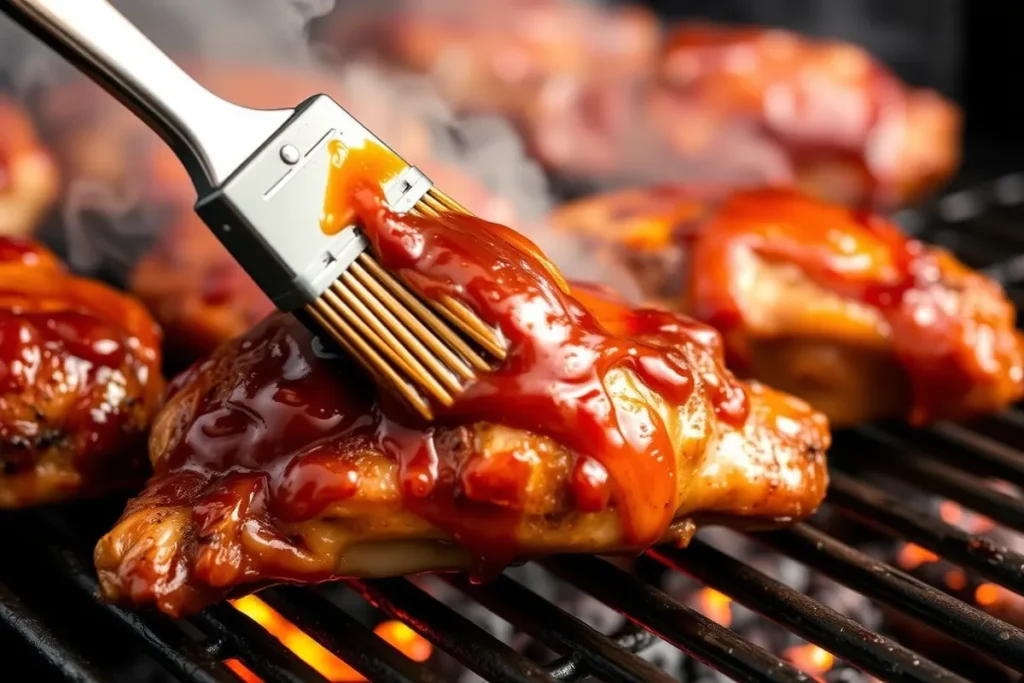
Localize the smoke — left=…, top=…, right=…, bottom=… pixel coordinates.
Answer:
left=0, top=0, right=642, bottom=302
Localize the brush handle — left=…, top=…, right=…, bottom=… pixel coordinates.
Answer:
left=0, top=0, right=294, bottom=192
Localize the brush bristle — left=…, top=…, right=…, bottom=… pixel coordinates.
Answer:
left=305, top=186, right=506, bottom=420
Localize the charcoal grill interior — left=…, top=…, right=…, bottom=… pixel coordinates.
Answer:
left=1, top=176, right=1023, bottom=682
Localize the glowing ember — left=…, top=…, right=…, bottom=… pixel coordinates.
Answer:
left=228, top=596, right=432, bottom=681
left=938, top=500, right=961, bottom=525
left=783, top=644, right=834, bottom=681
left=697, top=588, right=733, bottom=627
left=975, top=583, right=1002, bottom=607
left=374, top=619, right=433, bottom=662
left=896, top=543, right=938, bottom=570
left=944, top=569, right=967, bottom=591
left=938, top=500, right=996, bottom=534
left=224, top=659, right=260, bottom=683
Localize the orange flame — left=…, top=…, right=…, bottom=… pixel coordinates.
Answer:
left=784, top=644, right=834, bottom=681
left=697, top=588, right=733, bottom=627
left=228, top=595, right=432, bottom=682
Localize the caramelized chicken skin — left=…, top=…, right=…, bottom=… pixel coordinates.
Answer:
left=0, top=237, right=164, bottom=508
left=0, top=98, right=60, bottom=237
left=551, top=187, right=1024, bottom=427
left=95, top=194, right=829, bottom=617
left=653, top=24, right=961, bottom=209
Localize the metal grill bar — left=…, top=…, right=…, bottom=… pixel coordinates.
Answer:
left=651, top=539, right=968, bottom=683
left=0, top=578, right=107, bottom=683
left=872, top=421, right=1024, bottom=491
left=883, top=422, right=1024, bottom=489
left=973, top=410, right=1024, bottom=449
left=194, top=604, right=326, bottom=683
left=350, top=578, right=558, bottom=683
left=443, top=573, right=676, bottom=683
left=754, top=523, right=1024, bottom=670
left=7, top=512, right=236, bottom=683
left=845, top=431, right=1024, bottom=531
left=826, top=471, right=1024, bottom=594
left=540, top=555, right=811, bottom=682
left=544, top=625, right=658, bottom=681
left=257, top=587, right=441, bottom=683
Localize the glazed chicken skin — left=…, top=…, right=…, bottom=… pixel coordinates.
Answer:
left=0, top=236, right=164, bottom=508
left=551, top=186, right=1024, bottom=427
left=0, top=98, right=60, bottom=237
left=95, top=189, right=829, bottom=618
left=652, top=24, right=961, bottom=209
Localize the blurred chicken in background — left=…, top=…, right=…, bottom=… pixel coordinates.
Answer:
left=315, top=0, right=962, bottom=209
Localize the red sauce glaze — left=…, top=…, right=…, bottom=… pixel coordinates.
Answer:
left=687, top=187, right=1016, bottom=424
left=154, top=283, right=746, bottom=584
left=150, top=144, right=752, bottom=579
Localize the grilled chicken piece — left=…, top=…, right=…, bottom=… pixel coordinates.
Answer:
left=0, top=98, right=60, bottom=237
left=95, top=194, right=829, bottom=617
left=551, top=186, right=1024, bottom=427
left=0, top=237, right=163, bottom=508
left=652, top=24, right=961, bottom=209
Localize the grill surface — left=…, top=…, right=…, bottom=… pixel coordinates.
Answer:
left=4, top=175, right=1024, bottom=683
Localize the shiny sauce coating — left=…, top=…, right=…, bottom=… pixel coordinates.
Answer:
left=159, top=141, right=751, bottom=578
left=688, top=187, right=1017, bottom=424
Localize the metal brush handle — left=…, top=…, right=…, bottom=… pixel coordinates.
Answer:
left=0, top=0, right=294, bottom=193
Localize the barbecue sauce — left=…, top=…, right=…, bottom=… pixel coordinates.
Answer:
left=688, top=187, right=1023, bottom=424
left=152, top=144, right=753, bottom=584
left=320, top=139, right=405, bottom=236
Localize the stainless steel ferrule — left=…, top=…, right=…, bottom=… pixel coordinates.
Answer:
left=195, top=95, right=435, bottom=312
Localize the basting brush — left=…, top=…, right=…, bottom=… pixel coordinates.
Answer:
left=1, top=0, right=516, bottom=419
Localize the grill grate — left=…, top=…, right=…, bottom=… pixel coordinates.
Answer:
left=4, top=176, right=1024, bottom=683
